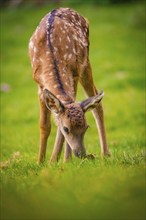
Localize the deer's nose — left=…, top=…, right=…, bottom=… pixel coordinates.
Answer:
left=73, top=149, right=86, bottom=158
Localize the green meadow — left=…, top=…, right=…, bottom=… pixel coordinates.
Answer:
left=0, top=1, right=145, bottom=219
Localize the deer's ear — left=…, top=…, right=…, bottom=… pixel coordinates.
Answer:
left=80, top=90, right=104, bottom=112
left=43, top=89, right=64, bottom=114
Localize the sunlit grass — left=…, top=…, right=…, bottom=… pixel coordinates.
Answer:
left=0, top=1, right=145, bottom=220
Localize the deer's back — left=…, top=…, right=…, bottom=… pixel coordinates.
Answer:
left=29, top=8, right=89, bottom=99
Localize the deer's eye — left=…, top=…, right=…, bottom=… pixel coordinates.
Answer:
left=63, top=126, right=69, bottom=134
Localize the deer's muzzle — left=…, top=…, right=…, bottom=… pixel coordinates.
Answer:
left=73, top=148, right=86, bottom=158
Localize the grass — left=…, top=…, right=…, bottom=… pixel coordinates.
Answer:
left=0, top=1, right=145, bottom=220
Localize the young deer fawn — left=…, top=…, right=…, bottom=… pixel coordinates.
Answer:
left=29, top=8, right=110, bottom=163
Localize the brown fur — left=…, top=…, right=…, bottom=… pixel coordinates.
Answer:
left=29, top=8, right=110, bottom=163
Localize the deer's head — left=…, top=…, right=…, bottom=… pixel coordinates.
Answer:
left=43, top=89, right=104, bottom=158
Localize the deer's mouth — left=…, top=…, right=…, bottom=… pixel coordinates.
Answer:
left=73, top=149, right=86, bottom=158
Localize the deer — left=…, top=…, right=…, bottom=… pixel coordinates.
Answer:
left=29, top=8, right=110, bottom=163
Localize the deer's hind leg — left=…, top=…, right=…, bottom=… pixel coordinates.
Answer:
left=38, top=93, right=51, bottom=163
left=80, top=62, right=110, bottom=156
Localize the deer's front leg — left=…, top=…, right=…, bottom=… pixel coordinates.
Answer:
left=50, top=128, right=64, bottom=162
left=38, top=98, right=51, bottom=163
left=80, top=63, right=110, bottom=157
left=64, top=142, right=72, bottom=162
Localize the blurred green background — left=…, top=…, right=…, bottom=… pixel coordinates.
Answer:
left=0, top=0, right=145, bottom=220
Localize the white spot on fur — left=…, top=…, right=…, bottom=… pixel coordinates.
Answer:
left=85, top=22, right=88, bottom=28
left=56, top=94, right=62, bottom=99
left=34, top=47, right=37, bottom=53
left=78, top=21, right=81, bottom=27
left=73, top=34, right=78, bottom=41
left=49, top=64, right=53, bottom=68
left=32, top=57, right=35, bottom=63
left=29, top=40, right=34, bottom=49
left=64, top=54, right=68, bottom=60
left=54, top=47, right=58, bottom=52
left=67, top=36, right=70, bottom=42
left=56, top=20, right=60, bottom=25
left=35, top=26, right=40, bottom=34
left=40, top=58, right=43, bottom=63
left=85, top=27, right=88, bottom=33
left=62, top=66, right=66, bottom=71
left=68, top=54, right=72, bottom=59
left=73, top=47, right=76, bottom=54
left=46, top=51, right=50, bottom=55
left=71, top=15, right=76, bottom=22
left=49, top=72, right=53, bottom=76
left=54, top=84, right=58, bottom=89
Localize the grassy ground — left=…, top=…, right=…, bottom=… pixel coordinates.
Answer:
left=0, top=1, right=145, bottom=220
